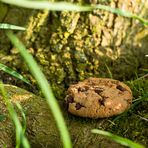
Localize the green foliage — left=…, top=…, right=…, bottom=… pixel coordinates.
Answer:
left=105, top=63, right=113, bottom=79
left=128, top=77, right=148, bottom=98
left=16, top=102, right=27, bottom=134
left=6, top=31, right=72, bottom=148
left=0, top=63, right=30, bottom=84
left=0, top=23, right=26, bottom=30
left=0, top=82, right=30, bottom=148
left=129, top=78, right=148, bottom=108
left=91, top=129, right=145, bottom=148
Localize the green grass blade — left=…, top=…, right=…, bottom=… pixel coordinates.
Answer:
left=96, top=4, right=133, bottom=17
left=0, top=63, right=30, bottom=84
left=0, top=81, right=30, bottom=148
left=0, top=0, right=147, bottom=25
left=16, top=102, right=27, bottom=134
left=140, top=68, right=148, bottom=72
left=105, top=63, right=113, bottom=79
left=0, top=0, right=91, bottom=11
left=91, top=129, right=145, bottom=148
left=0, top=23, right=26, bottom=30
left=6, top=31, right=72, bottom=148
left=95, top=4, right=148, bottom=25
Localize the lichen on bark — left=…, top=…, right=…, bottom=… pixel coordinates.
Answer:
left=0, top=0, right=148, bottom=100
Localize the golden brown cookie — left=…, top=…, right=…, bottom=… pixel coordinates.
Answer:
left=65, top=78, right=132, bottom=118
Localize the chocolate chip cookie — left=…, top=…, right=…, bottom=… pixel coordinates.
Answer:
left=65, top=78, right=132, bottom=118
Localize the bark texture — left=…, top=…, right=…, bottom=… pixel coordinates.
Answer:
left=0, top=0, right=148, bottom=99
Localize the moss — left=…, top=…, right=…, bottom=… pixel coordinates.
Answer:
left=108, top=79, right=148, bottom=147
left=0, top=3, right=8, bottom=22
left=0, top=83, right=147, bottom=147
left=0, top=84, right=132, bottom=147
left=108, top=104, right=148, bottom=147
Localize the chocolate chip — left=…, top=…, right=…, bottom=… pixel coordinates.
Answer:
left=67, top=95, right=74, bottom=103
left=94, top=87, right=104, bottom=94
left=116, top=85, right=126, bottom=91
left=98, top=96, right=108, bottom=106
left=99, top=99, right=105, bottom=106
left=78, top=86, right=89, bottom=92
left=75, top=103, right=83, bottom=110
left=78, top=87, right=85, bottom=92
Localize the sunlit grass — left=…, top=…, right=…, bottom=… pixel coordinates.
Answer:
left=105, top=63, right=113, bottom=79
left=91, top=129, right=145, bottom=148
left=0, top=63, right=30, bottom=84
left=6, top=31, right=72, bottom=148
left=112, top=76, right=148, bottom=122
left=0, top=23, right=26, bottom=30
left=16, top=102, right=27, bottom=134
left=0, top=81, right=30, bottom=148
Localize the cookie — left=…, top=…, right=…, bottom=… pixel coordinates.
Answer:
left=65, top=78, right=132, bottom=118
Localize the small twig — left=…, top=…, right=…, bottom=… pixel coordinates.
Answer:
left=107, top=119, right=116, bottom=125
left=134, top=114, right=148, bottom=122
left=134, top=73, right=148, bottom=81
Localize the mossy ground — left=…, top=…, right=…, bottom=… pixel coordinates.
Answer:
left=0, top=73, right=147, bottom=147
left=107, top=78, right=148, bottom=147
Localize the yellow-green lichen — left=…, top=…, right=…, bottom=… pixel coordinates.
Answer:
left=0, top=0, right=148, bottom=100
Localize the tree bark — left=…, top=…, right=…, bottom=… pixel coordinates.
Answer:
left=0, top=0, right=148, bottom=99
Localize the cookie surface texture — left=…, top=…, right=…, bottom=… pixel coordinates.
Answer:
left=65, top=78, right=132, bottom=118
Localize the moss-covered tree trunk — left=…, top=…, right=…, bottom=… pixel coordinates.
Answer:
left=0, top=0, right=148, bottom=99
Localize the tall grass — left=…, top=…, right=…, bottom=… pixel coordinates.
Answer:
left=0, top=23, right=26, bottom=30
left=0, top=81, right=30, bottom=148
left=92, top=129, right=145, bottom=148
left=0, top=63, right=30, bottom=84
left=6, top=31, right=72, bottom=148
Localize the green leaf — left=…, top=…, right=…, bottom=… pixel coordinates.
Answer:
left=0, top=63, right=30, bottom=84
left=16, top=102, right=27, bottom=134
left=6, top=31, right=72, bottom=148
left=0, top=0, right=92, bottom=11
left=91, top=129, right=145, bottom=148
left=0, top=82, right=30, bottom=148
left=0, top=23, right=26, bottom=30
left=140, top=69, right=148, bottom=72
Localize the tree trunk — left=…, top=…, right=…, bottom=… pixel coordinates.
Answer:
left=0, top=0, right=148, bottom=99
